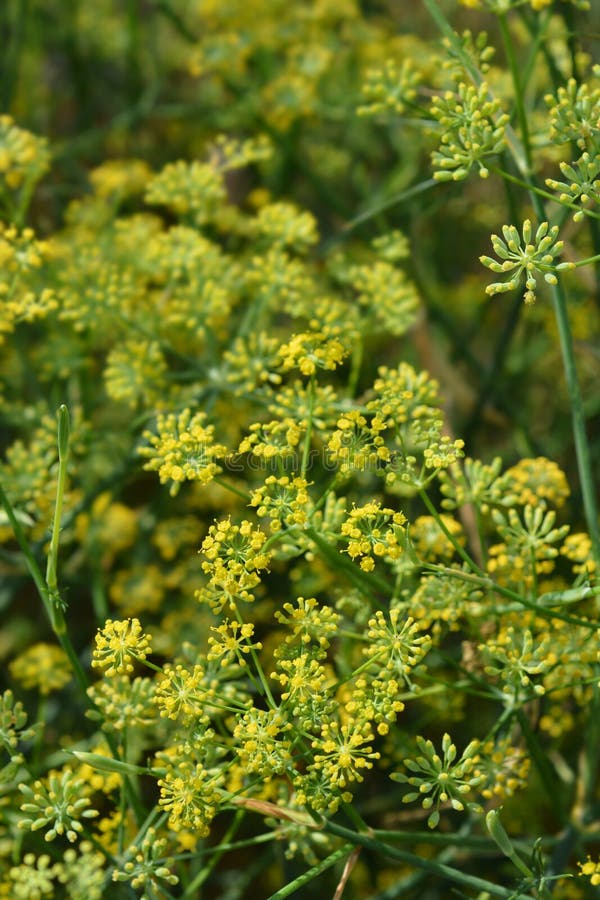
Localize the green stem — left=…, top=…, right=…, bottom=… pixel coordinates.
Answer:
left=490, top=165, right=600, bottom=221
left=418, top=489, right=485, bottom=577
left=46, top=405, right=70, bottom=634
left=0, top=478, right=88, bottom=695
left=498, top=13, right=533, bottom=174
left=267, top=844, right=355, bottom=900
left=323, top=822, right=536, bottom=899
left=563, top=252, right=600, bottom=269
left=233, top=603, right=278, bottom=710
left=213, top=477, right=252, bottom=503
left=305, top=526, right=393, bottom=600
left=546, top=274, right=600, bottom=569
left=300, top=375, right=315, bottom=479
left=425, top=564, right=599, bottom=631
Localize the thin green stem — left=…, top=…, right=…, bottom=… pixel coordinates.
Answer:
left=267, top=844, right=355, bottom=900
left=46, top=405, right=70, bottom=634
left=546, top=275, right=600, bottom=568
left=491, top=165, right=600, bottom=221
left=425, top=564, right=599, bottom=630
left=233, top=603, right=278, bottom=710
left=0, top=472, right=88, bottom=695
left=213, top=477, right=252, bottom=503
left=305, top=526, right=393, bottom=600
left=563, top=252, right=600, bottom=268
left=323, top=822, right=536, bottom=899
left=418, top=488, right=485, bottom=577
left=300, top=375, right=315, bottom=479
left=498, top=13, right=533, bottom=174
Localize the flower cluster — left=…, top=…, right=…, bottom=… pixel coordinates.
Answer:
left=392, top=733, right=486, bottom=828
left=430, top=82, right=509, bottom=181
left=249, top=475, right=311, bottom=532
left=340, top=501, right=407, bottom=572
left=546, top=151, right=600, bottom=222
left=18, top=769, right=99, bottom=843
left=91, top=618, right=152, bottom=677
left=197, top=518, right=271, bottom=612
left=480, top=220, right=566, bottom=304
left=277, top=330, right=348, bottom=376
left=140, top=409, right=228, bottom=496
left=358, top=58, right=421, bottom=117
left=546, top=77, right=600, bottom=152
left=112, top=827, right=179, bottom=895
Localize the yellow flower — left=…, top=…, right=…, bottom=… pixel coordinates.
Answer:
left=91, top=618, right=152, bottom=677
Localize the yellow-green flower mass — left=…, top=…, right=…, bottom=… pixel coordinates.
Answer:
left=2, top=2, right=600, bottom=897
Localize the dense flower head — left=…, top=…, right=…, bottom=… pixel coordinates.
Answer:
left=358, top=58, right=421, bottom=117
left=327, top=409, right=391, bottom=473
left=112, top=826, right=179, bottom=894
left=8, top=853, right=60, bottom=898
left=197, top=518, right=271, bottom=613
left=207, top=619, right=263, bottom=667
left=252, top=201, right=319, bottom=251
left=482, top=626, right=551, bottom=702
left=91, top=617, right=153, bottom=677
left=348, top=259, right=420, bottom=335
left=546, top=151, right=600, bottom=221
left=499, top=457, right=570, bottom=509
left=0, top=224, right=57, bottom=343
left=439, top=456, right=506, bottom=513
left=410, top=514, right=464, bottom=561
left=244, top=248, right=316, bottom=316
left=561, top=531, right=596, bottom=575
left=363, top=609, right=432, bottom=685
left=441, top=30, right=495, bottom=83
left=392, top=733, right=486, bottom=828
left=272, top=654, right=334, bottom=727
left=104, top=338, right=167, bottom=408
left=480, top=220, right=566, bottom=304
left=154, top=663, right=215, bottom=724
left=249, top=475, right=312, bottom=531
left=309, top=719, right=380, bottom=792
left=340, top=501, right=407, bottom=571
left=145, top=159, right=227, bottom=225
left=274, top=595, right=341, bottom=652
left=546, top=77, right=600, bottom=151
left=140, top=409, right=228, bottom=496
left=233, top=707, right=293, bottom=778
left=277, top=330, right=348, bottom=376
left=87, top=675, right=157, bottom=733
left=18, top=767, right=99, bottom=842
left=158, top=760, right=222, bottom=835
left=237, top=417, right=303, bottom=460
left=430, top=82, right=509, bottom=181
left=223, top=332, right=283, bottom=395
left=88, top=158, right=152, bottom=199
